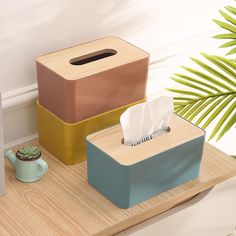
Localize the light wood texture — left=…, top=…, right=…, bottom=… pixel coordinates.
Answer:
left=37, top=36, right=148, bottom=79
left=0, top=95, right=4, bottom=196
left=87, top=114, right=205, bottom=165
left=1, top=140, right=235, bottom=236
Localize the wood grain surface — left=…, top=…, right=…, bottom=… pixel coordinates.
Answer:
left=0, top=95, right=5, bottom=196
left=87, top=114, right=205, bottom=165
left=36, top=36, right=148, bottom=79
left=0, top=141, right=235, bottom=236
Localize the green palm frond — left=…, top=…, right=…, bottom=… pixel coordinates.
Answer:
left=167, top=53, right=236, bottom=141
left=214, top=6, right=236, bottom=55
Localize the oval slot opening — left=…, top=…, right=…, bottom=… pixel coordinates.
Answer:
left=121, top=127, right=171, bottom=146
left=69, top=49, right=117, bottom=66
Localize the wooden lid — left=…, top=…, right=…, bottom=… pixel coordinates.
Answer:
left=87, top=114, right=205, bottom=166
left=36, top=36, right=149, bottom=80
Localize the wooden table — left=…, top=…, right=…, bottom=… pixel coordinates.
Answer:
left=0, top=141, right=235, bottom=236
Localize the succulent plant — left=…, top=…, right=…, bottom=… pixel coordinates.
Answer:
left=16, top=146, right=41, bottom=161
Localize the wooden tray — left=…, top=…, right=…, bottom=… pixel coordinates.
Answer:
left=1, top=141, right=236, bottom=235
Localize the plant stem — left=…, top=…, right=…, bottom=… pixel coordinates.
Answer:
left=174, top=91, right=235, bottom=106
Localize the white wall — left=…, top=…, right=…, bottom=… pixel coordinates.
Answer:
left=1, top=0, right=235, bottom=155
left=0, top=0, right=231, bottom=92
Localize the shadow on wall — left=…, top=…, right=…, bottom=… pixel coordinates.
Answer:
left=0, top=0, right=156, bottom=92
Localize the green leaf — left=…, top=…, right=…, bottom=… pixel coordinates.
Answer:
left=225, top=6, right=236, bottom=15
left=220, top=10, right=236, bottom=25
left=213, top=19, right=236, bottom=33
left=183, top=99, right=207, bottom=119
left=173, top=97, right=194, bottom=101
left=182, top=66, right=234, bottom=91
left=168, top=53, right=235, bottom=141
left=174, top=102, right=188, bottom=106
left=195, top=95, right=228, bottom=126
left=215, top=56, right=236, bottom=70
left=202, top=94, right=235, bottom=129
left=178, top=103, right=195, bottom=116
left=188, top=97, right=217, bottom=121
left=174, top=107, right=184, bottom=113
left=201, top=53, right=236, bottom=87
left=166, top=4, right=236, bottom=141
left=219, top=40, right=236, bottom=48
left=192, top=55, right=236, bottom=88
left=214, top=33, right=236, bottom=39
left=213, top=7, right=236, bottom=55
left=226, top=46, right=236, bottom=55
left=174, top=106, right=184, bottom=111
left=166, top=88, right=204, bottom=98
left=173, top=73, right=221, bottom=93
left=217, top=112, right=236, bottom=140
left=209, top=98, right=236, bottom=140
left=171, top=77, right=214, bottom=94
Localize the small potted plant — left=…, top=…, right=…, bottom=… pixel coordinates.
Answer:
left=16, top=146, right=41, bottom=161
left=5, top=145, right=48, bottom=183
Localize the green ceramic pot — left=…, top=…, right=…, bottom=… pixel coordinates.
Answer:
left=5, top=149, right=48, bottom=183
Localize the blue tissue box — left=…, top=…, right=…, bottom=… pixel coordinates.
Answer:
left=86, top=114, right=205, bottom=208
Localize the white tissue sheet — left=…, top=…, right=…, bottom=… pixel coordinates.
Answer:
left=120, top=96, right=173, bottom=146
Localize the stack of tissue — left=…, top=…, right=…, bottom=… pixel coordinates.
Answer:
left=120, top=96, right=173, bottom=146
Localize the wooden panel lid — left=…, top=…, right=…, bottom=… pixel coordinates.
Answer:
left=87, top=114, right=205, bottom=166
left=37, top=36, right=149, bottom=80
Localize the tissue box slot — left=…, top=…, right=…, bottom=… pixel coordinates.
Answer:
left=122, top=126, right=171, bottom=146
left=69, top=49, right=117, bottom=65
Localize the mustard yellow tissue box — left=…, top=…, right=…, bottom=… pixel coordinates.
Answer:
left=36, top=99, right=145, bottom=165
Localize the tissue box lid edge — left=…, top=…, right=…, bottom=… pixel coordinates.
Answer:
left=36, top=36, right=149, bottom=80
left=87, top=114, right=205, bottom=166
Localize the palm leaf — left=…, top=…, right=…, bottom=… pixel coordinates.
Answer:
left=171, top=77, right=214, bottom=94
left=191, top=56, right=236, bottom=88
left=195, top=96, right=227, bottom=125
left=214, top=33, right=236, bottom=39
left=226, top=47, right=236, bottom=55
left=225, top=6, right=236, bottom=15
left=164, top=3, right=236, bottom=142
left=178, top=103, right=195, bottom=117
left=183, top=99, right=207, bottom=119
left=217, top=112, right=236, bottom=140
left=220, top=10, right=236, bottom=25
left=168, top=54, right=236, bottom=141
left=213, top=19, right=236, bottom=33
left=201, top=95, right=235, bottom=129
left=181, top=66, right=233, bottom=91
left=209, top=99, right=236, bottom=140
left=219, top=40, right=236, bottom=48
left=214, top=6, right=236, bottom=55
left=215, top=56, right=236, bottom=70
left=173, top=74, right=221, bottom=92
left=201, top=53, right=236, bottom=87
left=188, top=98, right=216, bottom=121
left=166, top=88, right=204, bottom=98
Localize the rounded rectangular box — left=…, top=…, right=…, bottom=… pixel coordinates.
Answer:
left=36, top=36, right=149, bottom=123
left=86, top=114, right=205, bottom=208
left=36, top=99, right=145, bottom=165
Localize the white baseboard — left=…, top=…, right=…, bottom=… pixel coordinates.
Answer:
left=2, top=84, right=38, bottom=147
left=4, top=134, right=39, bottom=150
left=2, top=83, right=38, bottom=111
